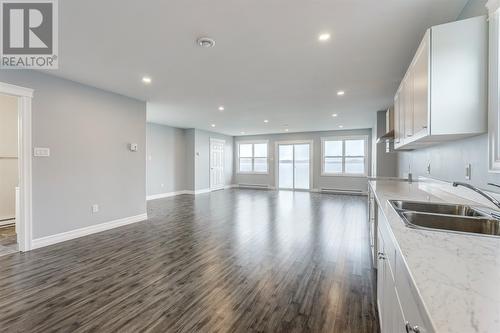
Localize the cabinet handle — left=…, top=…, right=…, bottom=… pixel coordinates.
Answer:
left=377, top=252, right=386, bottom=260
left=405, top=322, right=421, bottom=333
left=422, top=126, right=428, bottom=129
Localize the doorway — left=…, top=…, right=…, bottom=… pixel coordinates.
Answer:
left=0, top=93, right=19, bottom=256
left=210, top=138, right=225, bottom=190
left=276, top=141, right=313, bottom=190
left=0, top=82, right=33, bottom=252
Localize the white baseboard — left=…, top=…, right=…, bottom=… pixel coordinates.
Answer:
left=32, top=213, right=148, bottom=250
left=0, top=219, right=15, bottom=226
left=147, top=186, right=238, bottom=200
left=185, top=188, right=211, bottom=195
left=147, top=191, right=188, bottom=201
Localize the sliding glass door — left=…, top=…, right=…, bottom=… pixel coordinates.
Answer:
left=278, top=143, right=311, bottom=190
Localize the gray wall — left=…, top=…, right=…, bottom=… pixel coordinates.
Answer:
left=0, top=70, right=147, bottom=239
left=397, top=134, right=500, bottom=191
left=194, top=129, right=234, bottom=190
left=146, top=123, right=186, bottom=195
left=396, top=0, right=497, bottom=191
left=459, top=0, right=487, bottom=19
left=233, top=129, right=372, bottom=192
left=374, top=110, right=398, bottom=177
left=184, top=129, right=196, bottom=191
left=146, top=126, right=234, bottom=193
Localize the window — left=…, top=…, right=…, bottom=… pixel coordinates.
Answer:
left=321, top=136, right=368, bottom=176
left=237, top=141, right=269, bottom=174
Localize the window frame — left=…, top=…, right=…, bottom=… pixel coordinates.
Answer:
left=321, top=135, right=369, bottom=177
left=236, top=140, right=270, bottom=175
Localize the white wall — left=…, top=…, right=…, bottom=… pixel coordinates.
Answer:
left=0, top=70, right=147, bottom=239
left=233, top=129, right=372, bottom=192
left=0, top=94, right=18, bottom=221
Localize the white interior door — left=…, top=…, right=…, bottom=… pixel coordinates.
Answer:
left=278, top=143, right=310, bottom=190
left=210, top=139, right=225, bottom=190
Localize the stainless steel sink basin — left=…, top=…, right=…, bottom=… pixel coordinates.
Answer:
left=391, top=200, right=484, bottom=217
left=401, top=211, right=500, bottom=236
left=389, top=200, right=500, bottom=237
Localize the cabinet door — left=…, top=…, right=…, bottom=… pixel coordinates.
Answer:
left=376, top=231, right=386, bottom=331
left=399, top=79, right=406, bottom=142
left=398, top=82, right=406, bottom=146
left=388, top=281, right=407, bottom=333
left=394, top=93, right=401, bottom=145
left=404, top=72, right=414, bottom=139
left=413, top=32, right=430, bottom=136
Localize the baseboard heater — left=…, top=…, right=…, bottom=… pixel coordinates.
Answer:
left=320, top=188, right=366, bottom=196
left=238, top=183, right=271, bottom=190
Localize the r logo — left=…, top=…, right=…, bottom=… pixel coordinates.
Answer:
left=2, top=2, right=53, bottom=54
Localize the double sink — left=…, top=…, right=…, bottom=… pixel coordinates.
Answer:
left=390, top=200, right=500, bottom=237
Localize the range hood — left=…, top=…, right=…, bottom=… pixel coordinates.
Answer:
left=376, top=106, right=394, bottom=143
left=377, top=129, right=394, bottom=143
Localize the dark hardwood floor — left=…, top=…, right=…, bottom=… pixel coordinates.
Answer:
left=0, top=225, right=17, bottom=257
left=0, top=189, right=379, bottom=333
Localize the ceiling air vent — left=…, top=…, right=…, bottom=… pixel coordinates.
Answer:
left=197, top=37, right=216, bottom=48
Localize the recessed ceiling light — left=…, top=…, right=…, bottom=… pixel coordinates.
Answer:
left=318, top=33, right=331, bottom=42
left=197, top=37, right=216, bottom=48
left=338, top=125, right=344, bottom=128
left=218, top=106, right=225, bottom=111
left=332, top=113, right=338, bottom=117
left=285, top=129, right=289, bottom=132
left=211, top=124, right=216, bottom=128
left=142, top=76, right=152, bottom=84
left=264, top=120, right=269, bottom=123
left=241, top=131, right=245, bottom=135
left=337, top=90, right=345, bottom=96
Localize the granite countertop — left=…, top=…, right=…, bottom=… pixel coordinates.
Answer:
left=369, top=179, right=500, bottom=333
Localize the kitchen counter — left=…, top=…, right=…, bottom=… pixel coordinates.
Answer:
left=369, top=179, right=500, bottom=333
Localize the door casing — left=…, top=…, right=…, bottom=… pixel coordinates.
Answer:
left=274, top=140, right=314, bottom=191
left=209, top=138, right=225, bottom=190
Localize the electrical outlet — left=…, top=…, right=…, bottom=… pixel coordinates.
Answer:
left=92, top=204, right=99, bottom=214
left=426, top=162, right=431, bottom=174
left=465, top=163, right=472, bottom=180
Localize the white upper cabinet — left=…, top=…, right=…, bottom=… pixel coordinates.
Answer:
left=394, top=16, right=487, bottom=150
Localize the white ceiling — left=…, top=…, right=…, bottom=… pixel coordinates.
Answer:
left=50, top=0, right=468, bottom=136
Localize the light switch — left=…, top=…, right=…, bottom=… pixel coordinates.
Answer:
left=129, top=143, right=138, bottom=152
left=34, top=147, right=50, bottom=157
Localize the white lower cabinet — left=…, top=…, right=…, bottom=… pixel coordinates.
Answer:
left=377, top=210, right=432, bottom=333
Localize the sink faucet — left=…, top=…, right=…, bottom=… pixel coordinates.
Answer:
left=452, top=182, right=500, bottom=210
